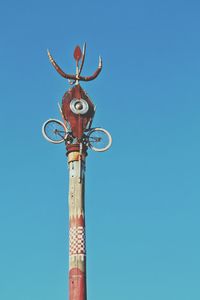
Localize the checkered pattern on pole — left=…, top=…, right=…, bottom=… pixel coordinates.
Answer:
left=69, top=226, right=86, bottom=255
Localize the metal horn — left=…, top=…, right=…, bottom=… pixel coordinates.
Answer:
left=77, top=56, right=102, bottom=82
left=78, top=42, right=86, bottom=76
left=47, top=50, right=76, bottom=80
left=47, top=45, right=102, bottom=83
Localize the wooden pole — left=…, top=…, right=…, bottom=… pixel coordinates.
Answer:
left=68, top=150, right=87, bottom=300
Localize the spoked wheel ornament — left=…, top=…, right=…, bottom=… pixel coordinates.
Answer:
left=42, top=119, right=112, bottom=152
left=42, top=119, right=68, bottom=144
left=87, top=128, right=112, bottom=152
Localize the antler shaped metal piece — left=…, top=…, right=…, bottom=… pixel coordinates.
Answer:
left=47, top=43, right=102, bottom=84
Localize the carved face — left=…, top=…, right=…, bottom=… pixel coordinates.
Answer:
left=62, top=84, right=95, bottom=139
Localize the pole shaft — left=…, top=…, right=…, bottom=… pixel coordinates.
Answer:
left=68, top=152, right=87, bottom=300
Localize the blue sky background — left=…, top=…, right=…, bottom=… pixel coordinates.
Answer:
left=0, top=0, right=200, bottom=299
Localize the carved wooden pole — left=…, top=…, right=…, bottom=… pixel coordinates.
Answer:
left=42, top=44, right=112, bottom=300
left=68, top=150, right=87, bottom=300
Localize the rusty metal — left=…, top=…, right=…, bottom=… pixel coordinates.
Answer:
left=42, top=43, right=112, bottom=300
left=47, top=43, right=102, bottom=83
left=62, top=84, right=95, bottom=139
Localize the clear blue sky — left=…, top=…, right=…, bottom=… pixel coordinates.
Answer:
left=0, top=0, right=200, bottom=299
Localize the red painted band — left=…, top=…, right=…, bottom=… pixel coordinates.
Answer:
left=69, top=268, right=86, bottom=300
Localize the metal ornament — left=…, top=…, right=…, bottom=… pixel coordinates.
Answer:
left=47, top=43, right=102, bottom=84
left=70, top=99, right=89, bottom=115
left=42, top=43, right=112, bottom=300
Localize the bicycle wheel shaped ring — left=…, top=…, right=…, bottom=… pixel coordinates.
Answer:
left=87, top=128, right=112, bottom=152
left=42, top=119, right=68, bottom=144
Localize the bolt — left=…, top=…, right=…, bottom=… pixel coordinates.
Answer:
left=75, top=101, right=83, bottom=110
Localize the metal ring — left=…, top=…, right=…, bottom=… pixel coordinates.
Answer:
left=70, top=98, right=89, bottom=115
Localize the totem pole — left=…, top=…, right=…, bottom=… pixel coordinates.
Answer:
left=42, top=43, right=112, bottom=300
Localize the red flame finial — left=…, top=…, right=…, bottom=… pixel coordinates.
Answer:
left=74, top=46, right=82, bottom=62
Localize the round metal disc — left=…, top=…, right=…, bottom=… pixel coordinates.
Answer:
left=70, top=98, right=89, bottom=115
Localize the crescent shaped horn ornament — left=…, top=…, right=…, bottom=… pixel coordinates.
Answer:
left=47, top=45, right=102, bottom=83
left=47, top=49, right=76, bottom=80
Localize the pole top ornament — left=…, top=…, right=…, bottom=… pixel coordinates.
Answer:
left=47, top=43, right=102, bottom=85
left=42, top=43, right=112, bottom=154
